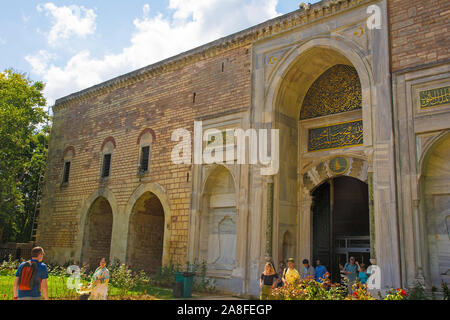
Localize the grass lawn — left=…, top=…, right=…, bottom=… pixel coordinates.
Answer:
left=0, top=275, right=173, bottom=300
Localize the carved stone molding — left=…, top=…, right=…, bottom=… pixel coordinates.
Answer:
left=301, top=156, right=368, bottom=193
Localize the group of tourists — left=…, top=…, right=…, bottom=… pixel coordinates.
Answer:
left=339, top=256, right=370, bottom=287
left=259, top=256, right=371, bottom=299
left=12, top=246, right=110, bottom=300
left=13, top=246, right=374, bottom=301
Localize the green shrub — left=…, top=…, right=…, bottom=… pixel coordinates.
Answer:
left=0, top=255, right=18, bottom=276
left=193, top=260, right=216, bottom=293
left=271, top=279, right=349, bottom=300
left=149, top=263, right=181, bottom=288
left=407, top=281, right=428, bottom=300
left=109, top=263, right=136, bottom=298
left=442, top=281, right=449, bottom=300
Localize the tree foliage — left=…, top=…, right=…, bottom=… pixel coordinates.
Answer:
left=0, top=69, right=48, bottom=242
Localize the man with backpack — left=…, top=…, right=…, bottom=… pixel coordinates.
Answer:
left=13, top=247, right=49, bottom=300
left=282, top=258, right=300, bottom=286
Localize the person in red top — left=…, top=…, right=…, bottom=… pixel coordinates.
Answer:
left=13, top=247, right=49, bottom=300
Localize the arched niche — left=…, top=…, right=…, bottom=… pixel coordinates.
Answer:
left=420, top=132, right=450, bottom=287
left=199, top=165, right=237, bottom=276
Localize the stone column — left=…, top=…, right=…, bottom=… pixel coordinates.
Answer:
left=298, top=193, right=313, bottom=263
left=368, top=172, right=376, bottom=259
left=412, top=199, right=425, bottom=284
left=109, top=206, right=128, bottom=263
left=265, top=180, right=274, bottom=258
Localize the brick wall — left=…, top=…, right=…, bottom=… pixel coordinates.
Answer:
left=37, top=44, right=252, bottom=265
left=389, top=0, right=450, bottom=71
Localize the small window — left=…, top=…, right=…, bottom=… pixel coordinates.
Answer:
left=101, top=154, right=112, bottom=178
left=140, top=146, right=150, bottom=173
left=62, top=161, right=71, bottom=184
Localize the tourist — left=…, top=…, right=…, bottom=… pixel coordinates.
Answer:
left=13, top=246, right=49, bottom=300
left=282, top=258, right=300, bottom=286
left=339, top=263, right=348, bottom=286
left=265, top=257, right=277, bottom=273
left=259, top=262, right=279, bottom=300
left=301, top=259, right=315, bottom=280
left=89, top=257, right=110, bottom=300
left=276, top=261, right=286, bottom=288
left=344, top=257, right=358, bottom=293
left=356, top=262, right=369, bottom=285
left=314, top=259, right=328, bottom=283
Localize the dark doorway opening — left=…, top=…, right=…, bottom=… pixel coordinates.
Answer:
left=127, top=192, right=165, bottom=274
left=81, top=197, right=113, bottom=270
left=312, top=176, right=370, bottom=282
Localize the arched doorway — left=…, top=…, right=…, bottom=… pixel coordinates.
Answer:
left=421, top=132, right=450, bottom=287
left=199, top=166, right=237, bottom=276
left=81, top=197, right=113, bottom=269
left=270, top=43, right=369, bottom=270
left=312, top=176, right=370, bottom=282
left=127, top=191, right=165, bottom=273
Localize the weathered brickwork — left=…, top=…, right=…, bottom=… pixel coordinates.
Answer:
left=389, top=0, right=450, bottom=71
left=37, top=44, right=251, bottom=265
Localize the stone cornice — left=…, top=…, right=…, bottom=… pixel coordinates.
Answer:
left=53, top=0, right=372, bottom=112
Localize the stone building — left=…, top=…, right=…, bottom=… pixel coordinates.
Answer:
left=37, top=0, right=450, bottom=295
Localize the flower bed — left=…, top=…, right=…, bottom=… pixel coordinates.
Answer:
left=269, top=279, right=409, bottom=300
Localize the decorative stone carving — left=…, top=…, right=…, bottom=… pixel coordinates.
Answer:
left=265, top=48, right=289, bottom=81
left=302, top=157, right=368, bottom=193
left=265, top=182, right=274, bottom=257
left=316, top=161, right=328, bottom=181
left=349, top=157, right=364, bottom=178
left=210, top=212, right=237, bottom=271
left=329, top=157, right=349, bottom=175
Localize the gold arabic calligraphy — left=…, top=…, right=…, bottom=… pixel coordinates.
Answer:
left=419, top=86, right=450, bottom=109
left=308, top=120, right=363, bottom=151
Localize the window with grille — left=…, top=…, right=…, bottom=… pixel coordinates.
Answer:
left=102, top=154, right=112, bottom=178
left=140, top=146, right=150, bottom=173
left=62, top=161, right=71, bottom=183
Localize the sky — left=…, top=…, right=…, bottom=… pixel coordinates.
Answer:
left=0, top=0, right=321, bottom=107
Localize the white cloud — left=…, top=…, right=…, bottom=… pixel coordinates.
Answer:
left=37, top=2, right=97, bottom=46
left=25, top=50, right=56, bottom=74
left=0, top=37, right=6, bottom=45
left=27, top=0, right=279, bottom=105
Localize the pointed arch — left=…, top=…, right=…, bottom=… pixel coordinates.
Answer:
left=124, top=183, right=171, bottom=267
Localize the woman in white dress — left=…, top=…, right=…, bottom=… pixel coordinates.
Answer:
left=89, top=258, right=109, bottom=300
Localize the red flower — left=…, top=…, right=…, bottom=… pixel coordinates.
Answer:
left=397, top=289, right=407, bottom=297
left=352, top=291, right=358, bottom=297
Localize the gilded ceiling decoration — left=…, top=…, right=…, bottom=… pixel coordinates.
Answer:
left=300, top=64, right=362, bottom=120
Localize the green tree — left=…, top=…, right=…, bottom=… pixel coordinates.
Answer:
left=0, top=69, right=47, bottom=242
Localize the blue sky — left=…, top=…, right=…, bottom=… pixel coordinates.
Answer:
left=0, top=0, right=320, bottom=105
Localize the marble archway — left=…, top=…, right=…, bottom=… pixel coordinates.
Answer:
left=420, top=132, right=450, bottom=288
